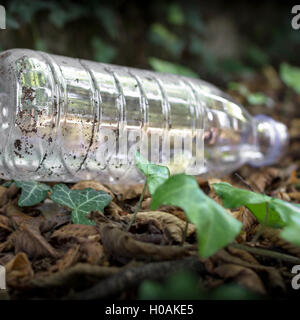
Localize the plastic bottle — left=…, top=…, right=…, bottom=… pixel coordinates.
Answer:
left=0, top=49, right=288, bottom=183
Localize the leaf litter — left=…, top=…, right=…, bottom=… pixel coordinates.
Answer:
left=0, top=71, right=299, bottom=300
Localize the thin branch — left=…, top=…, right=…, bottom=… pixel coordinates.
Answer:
left=229, top=243, right=300, bottom=265
left=67, top=257, right=205, bottom=300
left=234, top=172, right=257, bottom=192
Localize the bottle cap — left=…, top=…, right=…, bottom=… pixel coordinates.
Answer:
left=249, top=114, right=289, bottom=167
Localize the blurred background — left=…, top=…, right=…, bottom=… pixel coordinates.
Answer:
left=0, top=0, right=299, bottom=127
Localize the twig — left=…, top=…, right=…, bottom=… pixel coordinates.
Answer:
left=234, top=172, right=256, bottom=192
left=67, top=256, right=205, bottom=300
left=251, top=202, right=269, bottom=243
left=126, top=181, right=147, bottom=232
left=229, top=243, right=300, bottom=265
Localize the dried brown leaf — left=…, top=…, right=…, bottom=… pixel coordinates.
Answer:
left=105, top=201, right=123, bottom=218
left=50, top=245, right=81, bottom=273
left=287, top=192, right=300, bottom=201
left=260, top=227, right=300, bottom=258
left=0, top=215, right=12, bottom=241
left=5, top=203, right=32, bottom=227
left=0, top=186, right=8, bottom=207
left=5, top=252, right=34, bottom=288
left=79, top=240, right=105, bottom=265
left=0, top=232, right=17, bottom=253
left=248, top=167, right=279, bottom=192
left=227, top=246, right=260, bottom=265
left=14, top=221, right=58, bottom=259
left=51, top=224, right=98, bottom=241
left=31, top=263, right=120, bottom=289
left=98, top=222, right=192, bottom=262
left=214, top=263, right=266, bottom=295
left=106, top=183, right=149, bottom=201
left=231, top=207, right=257, bottom=232
left=133, top=211, right=196, bottom=243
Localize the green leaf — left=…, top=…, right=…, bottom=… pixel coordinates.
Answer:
left=269, top=198, right=300, bottom=245
left=213, top=182, right=283, bottom=227
left=247, top=92, right=268, bottom=105
left=148, top=23, right=184, bottom=57
left=151, top=175, right=242, bottom=258
left=135, top=151, right=170, bottom=195
left=280, top=63, right=300, bottom=94
left=15, top=181, right=51, bottom=207
left=91, top=37, right=116, bottom=63
left=212, top=182, right=270, bottom=208
left=149, top=57, right=198, bottom=78
left=213, top=182, right=300, bottom=246
left=50, top=184, right=112, bottom=225
left=167, top=4, right=185, bottom=26
left=94, top=6, right=118, bottom=39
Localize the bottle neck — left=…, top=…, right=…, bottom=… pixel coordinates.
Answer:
left=249, top=114, right=289, bottom=167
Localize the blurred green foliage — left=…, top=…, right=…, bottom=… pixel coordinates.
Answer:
left=0, top=0, right=299, bottom=84
left=228, top=82, right=269, bottom=106
left=280, top=63, right=300, bottom=94
left=138, top=270, right=259, bottom=300
left=148, top=57, right=198, bottom=77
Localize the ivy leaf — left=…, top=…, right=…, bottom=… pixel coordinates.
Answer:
left=50, top=184, right=112, bottom=225
left=212, top=182, right=284, bottom=227
left=269, top=198, right=300, bottom=245
left=135, top=151, right=170, bottom=195
left=151, top=174, right=242, bottom=258
left=213, top=182, right=300, bottom=245
left=212, top=182, right=270, bottom=208
left=15, top=181, right=51, bottom=207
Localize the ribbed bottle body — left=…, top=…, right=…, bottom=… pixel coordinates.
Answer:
left=0, top=49, right=260, bottom=183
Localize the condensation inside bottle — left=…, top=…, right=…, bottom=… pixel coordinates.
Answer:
left=0, top=49, right=283, bottom=183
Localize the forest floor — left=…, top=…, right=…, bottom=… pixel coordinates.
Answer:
left=0, top=68, right=299, bottom=300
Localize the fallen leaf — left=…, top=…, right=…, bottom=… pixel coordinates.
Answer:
left=5, top=203, right=33, bottom=227
left=105, top=201, right=123, bottom=218
left=0, top=232, right=16, bottom=253
left=31, top=263, right=120, bottom=288
left=50, top=245, right=81, bottom=273
left=0, top=253, right=14, bottom=265
left=287, top=192, right=300, bottom=201
left=132, top=211, right=196, bottom=243
left=214, top=264, right=266, bottom=295
left=0, top=186, right=8, bottom=207
left=0, top=215, right=12, bottom=241
left=98, top=222, right=192, bottom=263
left=51, top=224, right=98, bottom=241
left=227, top=246, right=260, bottom=265
left=230, top=207, right=257, bottom=232
left=14, top=220, right=58, bottom=259
left=141, top=198, right=151, bottom=210
left=259, top=227, right=300, bottom=258
left=79, top=240, right=105, bottom=265
left=5, top=252, right=34, bottom=288
left=106, top=183, right=149, bottom=201
left=248, top=167, right=279, bottom=192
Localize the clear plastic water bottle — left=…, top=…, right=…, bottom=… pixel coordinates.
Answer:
left=0, top=49, right=288, bottom=183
